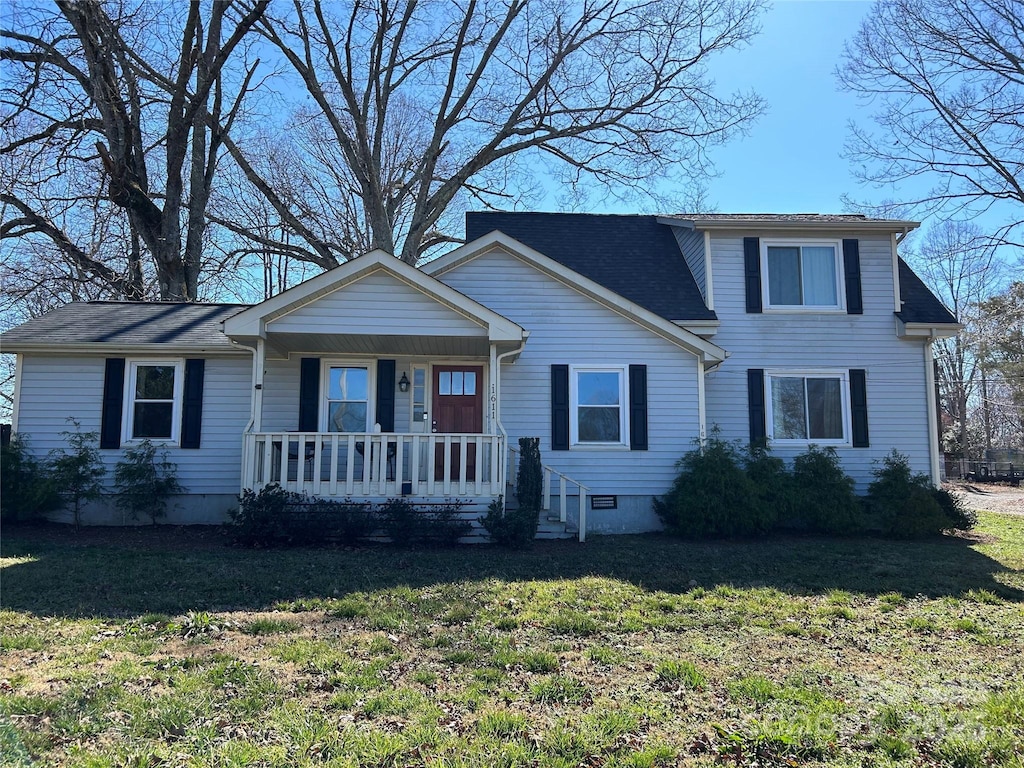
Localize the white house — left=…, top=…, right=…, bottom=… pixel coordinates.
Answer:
left=1, top=213, right=959, bottom=539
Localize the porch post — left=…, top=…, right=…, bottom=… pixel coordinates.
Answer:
left=488, top=343, right=499, bottom=434
left=254, top=338, right=266, bottom=432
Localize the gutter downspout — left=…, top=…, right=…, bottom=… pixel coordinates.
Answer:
left=493, top=333, right=529, bottom=497
left=924, top=333, right=942, bottom=487
left=231, top=338, right=263, bottom=494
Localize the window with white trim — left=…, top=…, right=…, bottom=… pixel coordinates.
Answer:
left=570, top=366, right=628, bottom=447
left=323, top=364, right=371, bottom=432
left=766, top=370, right=849, bottom=444
left=762, top=240, right=843, bottom=310
left=124, top=360, right=183, bottom=442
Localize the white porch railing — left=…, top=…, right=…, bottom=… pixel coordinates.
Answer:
left=242, top=432, right=505, bottom=499
left=507, top=445, right=590, bottom=542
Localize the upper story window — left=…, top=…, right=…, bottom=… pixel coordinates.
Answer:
left=766, top=370, right=849, bottom=445
left=324, top=365, right=370, bottom=432
left=124, top=360, right=183, bottom=442
left=762, top=240, right=844, bottom=310
left=570, top=366, right=628, bottom=447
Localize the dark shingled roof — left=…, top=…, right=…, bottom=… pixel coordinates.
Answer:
left=466, top=212, right=716, bottom=321
left=897, top=259, right=959, bottom=325
left=0, top=302, right=249, bottom=349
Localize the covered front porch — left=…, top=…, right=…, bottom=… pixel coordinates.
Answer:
left=224, top=249, right=527, bottom=505
left=241, top=431, right=505, bottom=499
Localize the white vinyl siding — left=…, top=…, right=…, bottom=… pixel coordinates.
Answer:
left=15, top=354, right=251, bottom=495
left=267, top=270, right=486, bottom=336
left=703, top=232, right=933, bottom=489
left=439, top=248, right=702, bottom=499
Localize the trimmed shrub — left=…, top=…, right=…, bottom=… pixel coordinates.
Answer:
left=654, top=435, right=767, bottom=538
left=515, top=437, right=543, bottom=514
left=790, top=446, right=861, bottom=534
left=482, top=495, right=537, bottom=548
left=232, top=484, right=304, bottom=545
left=113, top=440, right=185, bottom=524
left=867, top=450, right=975, bottom=538
left=379, top=497, right=419, bottom=546
left=419, top=500, right=473, bottom=545
left=745, top=445, right=793, bottom=532
left=0, top=434, right=60, bottom=522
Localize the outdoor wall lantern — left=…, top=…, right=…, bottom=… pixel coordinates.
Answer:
left=398, top=372, right=410, bottom=392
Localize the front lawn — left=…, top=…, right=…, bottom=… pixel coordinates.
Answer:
left=1, top=514, right=1022, bottom=767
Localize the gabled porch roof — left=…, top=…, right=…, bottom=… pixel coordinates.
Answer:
left=223, top=249, right=526, bottom=358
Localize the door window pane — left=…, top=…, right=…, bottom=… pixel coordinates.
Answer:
left=464, top=371, right=476, bottom=395
left=452, top=371, right=463, bottom=394
left=439, top=371, right=451, bottom=395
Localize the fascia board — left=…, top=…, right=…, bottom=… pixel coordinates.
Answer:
left=0, top=343, right=250, bottom=356
left=658, top=217, right=921, bottom=233
left=896, top=319, right=963, bottom=340
left=427, top=231, right=727, bottom=363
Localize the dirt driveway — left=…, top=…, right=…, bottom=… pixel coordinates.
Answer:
left=947, top=481, right=1024, bottom=516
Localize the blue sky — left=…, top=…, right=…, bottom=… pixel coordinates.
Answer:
left=699, top=0, right=874, bottom=214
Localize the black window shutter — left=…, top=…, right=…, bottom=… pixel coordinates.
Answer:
left=376, top=359, right=396, bottom=432
left=100, top=358, right=126, bottom=449
left=747, top=368, right=766, bottom=448
left=180, top=359, right=205, bottom=449
left=551, top=364, right=569, bottom=450
left=843, top=239, right=863, bottom=314
left=628, top=364, right=648, bottom=450
left=744, top=237, right=762, bottom=313
left=298, top=357, right=320, bottom=432
left=850, top=368, right=869, bottom=447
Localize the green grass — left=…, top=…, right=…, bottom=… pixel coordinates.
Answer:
left=1, top=512, right=1023, bottom=766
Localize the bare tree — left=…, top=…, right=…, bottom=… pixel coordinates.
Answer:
left=837, top=0, right=1024, bottom=245
left=909, top=220, right=1002, bottom=459
left=222, top=0, right=764, bottom=266
left=1, top=0, right=269, bottom=301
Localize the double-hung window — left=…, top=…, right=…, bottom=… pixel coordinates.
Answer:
left=124, top=360, right=183, bottom=442
left=570, top=366, right=628, bottom=447
left=766, top=370, right=848, bottom=444
left=763, top=240, right=843, bottom=310
left=324, top=365, right=370, bottom=432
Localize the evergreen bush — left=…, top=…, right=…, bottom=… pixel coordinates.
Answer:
left=232, top=484, right=303, bottom=545
left=48, top=419, right=106, bottom=528
left=0, top=434, right=60, bottom=522
left=867, top=450, right=975, bottom=538
left=113, top=440, right=185, bottom=524
left=653, top=435, right=765, bottom=538
left=790, top=446, right=861, bottom=533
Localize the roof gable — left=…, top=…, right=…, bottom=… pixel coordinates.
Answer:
left=223, top=248, right=523, bottom=342
left=426, top=231, right=726, bottom=362
left=463, top=212, right=715, bottom=322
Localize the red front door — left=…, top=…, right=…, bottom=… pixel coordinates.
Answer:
left=432, top=366, right=483, bottom=481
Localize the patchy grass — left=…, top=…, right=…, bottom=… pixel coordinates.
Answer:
left=1, top=513, right=1022, bottom=766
